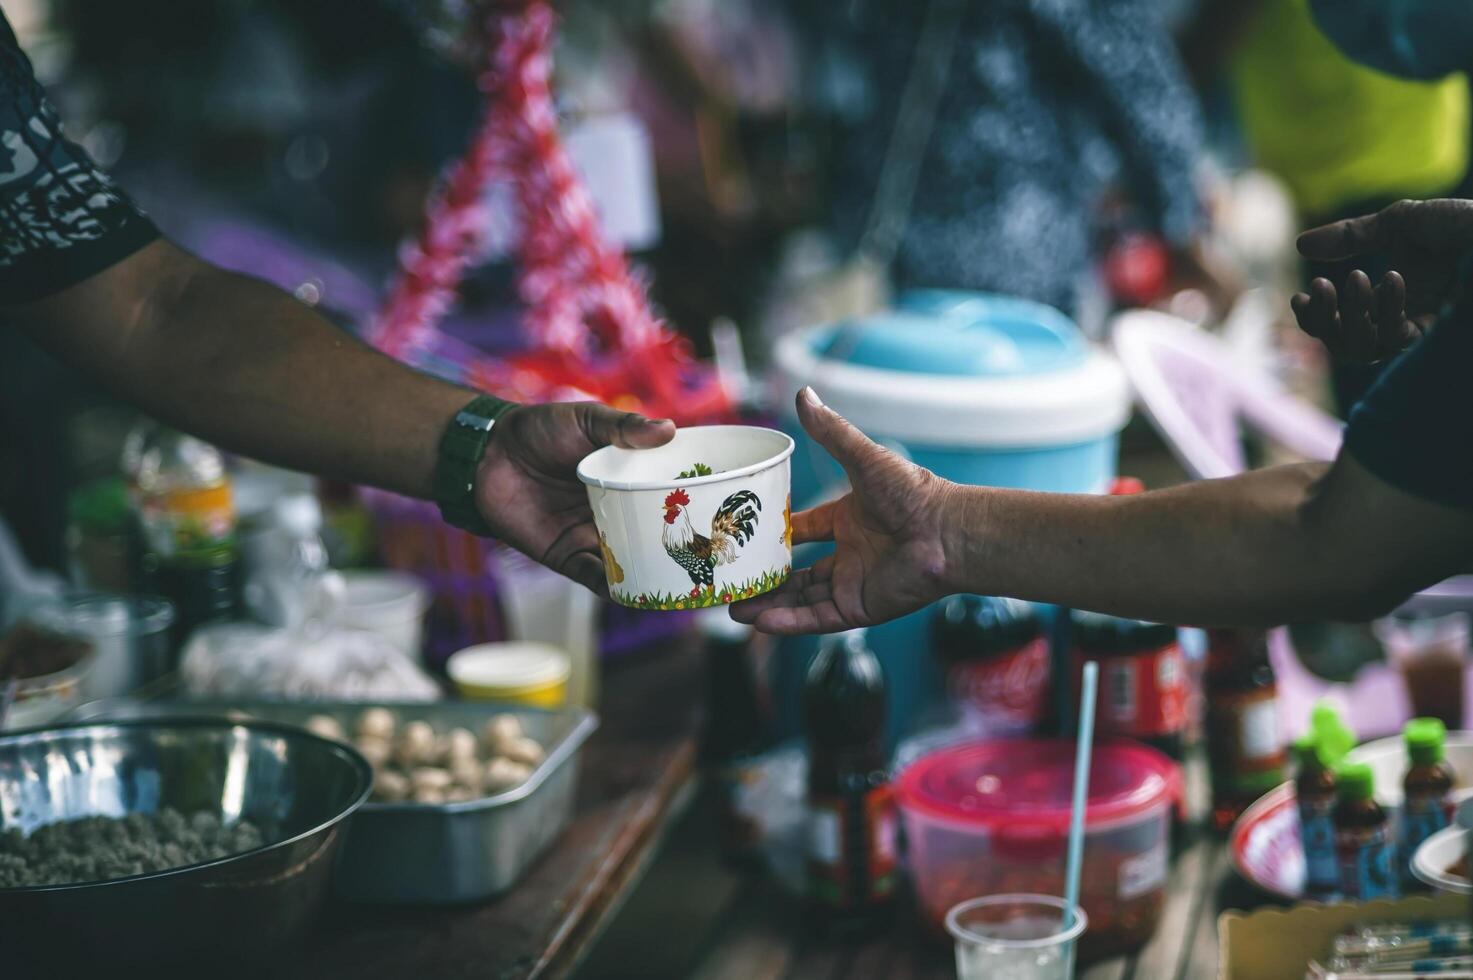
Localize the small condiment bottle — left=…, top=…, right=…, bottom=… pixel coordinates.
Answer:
left=1333, top=760, right=1396, bottom=900
left=803, top=629, right=896, bottom=931
left=1293, top=734, right=1339, bottom=895
left=1204, top=628, right=1285, bottom=830
left=699, top=611, right=775, bottom=869
left=1400, top=717, right=1455, bottom=890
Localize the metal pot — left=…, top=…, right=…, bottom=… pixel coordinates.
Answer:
left=0, top=719, right=371, bottom=974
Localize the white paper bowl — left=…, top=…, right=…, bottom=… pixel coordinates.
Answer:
left=577, top=425, right=794, bottom=611
left=1411, top=825, right=1470, bottom=894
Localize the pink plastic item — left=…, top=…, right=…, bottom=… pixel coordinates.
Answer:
left=897, top=739, right=1179, bottom=836
left=1111, top=309, right=1473, bottom=738
left=896, top=739, right=1178, bottom=951
left=1110, top=308, right=1342, bottom=480
left=367, top=2, right=730, bottom=424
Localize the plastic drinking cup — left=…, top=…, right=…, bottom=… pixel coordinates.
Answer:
left=946, top=894, right=1087, bottom=980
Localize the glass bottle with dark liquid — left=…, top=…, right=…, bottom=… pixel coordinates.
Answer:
left=1071, top=611, right=1187, bottom=759
left=1400, top=717, right=1454, bottom=890
left=1333, top=761, right=1395, bottom=900
left=700, top=611, right=774, bottom=869
left=1205, top=628, right=1284, bottom=830
left=1294, top=734, right=1339, bottom=895
left=803, top=629, right=896, bottom=931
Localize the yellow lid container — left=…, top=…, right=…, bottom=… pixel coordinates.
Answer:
left=447, top=642, right=571, bottom=707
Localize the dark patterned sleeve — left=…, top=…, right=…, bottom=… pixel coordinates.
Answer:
left=1344, top=304, right=1473, bottom=512
left=0, top=14, right=157, bottom=304
left=1030, top=0, right=1204, bottom=246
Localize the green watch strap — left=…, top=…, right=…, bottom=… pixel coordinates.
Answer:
left=434, top=394, right=517, bottom=536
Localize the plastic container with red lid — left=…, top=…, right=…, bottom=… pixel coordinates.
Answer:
left=897, top=738, right=1181, bottom=960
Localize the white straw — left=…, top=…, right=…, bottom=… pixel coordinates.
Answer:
left=1064, top=660, right=1098, bottom=928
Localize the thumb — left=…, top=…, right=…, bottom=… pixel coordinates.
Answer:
left=795, top=387, right=886, bottom=481
left=1296, top=212, right=1383, bottom=262
left=577, top=403, right=676, bottom=450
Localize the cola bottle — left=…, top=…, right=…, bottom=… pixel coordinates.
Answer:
left=804, top=629, right=896, bottom=930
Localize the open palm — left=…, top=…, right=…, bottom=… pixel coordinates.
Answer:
left=730, top=389, right=957, bottom=635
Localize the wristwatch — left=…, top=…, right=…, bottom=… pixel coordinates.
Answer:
left=434, top=394, right=517, bottom=536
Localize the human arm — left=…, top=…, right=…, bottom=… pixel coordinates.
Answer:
left=731, top=387, right=1473, bottom=634
left=945, top=454, right=1471, bottom=627
left=16, top=239, right=468, bottom=498
left=12, top=240, right=674, bottom=593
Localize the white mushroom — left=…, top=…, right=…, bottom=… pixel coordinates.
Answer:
left=502, top=736, right=545, bottom=768
left=304, top=714, right=345, bottom=741
left=410, top=767, right=454, bottom=796
left=356, top=707, right=396, bottom=741
left=396, top=721, right=437, bottom=767
left=442, top=727, right=479, bottom=763
left=355, top=736, right=393, bottom=769
left=482, top=714, right=522, bottom=754
left=450, top=757, right=484, bottom=793
left=372, top=769, right=411, bottom=802
left=484, top=757, right=532, bottom=792
left=413, top=786, right=447, bottom=805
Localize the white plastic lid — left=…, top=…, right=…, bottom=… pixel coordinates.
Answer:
left=772, top=295, right=1131, bottom=448
left=447, top=642, right=571, bottom=691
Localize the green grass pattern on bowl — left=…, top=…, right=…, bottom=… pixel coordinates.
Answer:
left=612, top=567, right=791, bottom=610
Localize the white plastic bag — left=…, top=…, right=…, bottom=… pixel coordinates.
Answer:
left=179, top=621, right=440, bottom=702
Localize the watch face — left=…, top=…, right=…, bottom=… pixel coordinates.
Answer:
left=457, top=410, right=494, bottom=432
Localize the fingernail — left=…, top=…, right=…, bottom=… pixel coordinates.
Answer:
left=800, top=386, right=824, bottom=408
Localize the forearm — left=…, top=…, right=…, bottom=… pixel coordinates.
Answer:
left=946, top=461, right=1443, bottom=626
left=24, top=242, right=477, bottom=498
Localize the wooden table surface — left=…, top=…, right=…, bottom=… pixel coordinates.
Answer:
left=286, top=640, right=706, bottom=980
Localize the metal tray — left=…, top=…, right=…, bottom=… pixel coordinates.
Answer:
left=69, top=697, right=598, bottom=904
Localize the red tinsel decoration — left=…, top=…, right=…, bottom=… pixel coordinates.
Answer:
left=369, top=1, right=732, bottom=424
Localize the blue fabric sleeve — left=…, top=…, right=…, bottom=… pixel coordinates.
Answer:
left=1344, top=306, right=1473, bottom=511
left=1030, top=0, right=1204, bottom=247
left=0, top=13, right=157, bottom=303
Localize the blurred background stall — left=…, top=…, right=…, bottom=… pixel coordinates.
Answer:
left=3, top=0, right=1473, bottom=977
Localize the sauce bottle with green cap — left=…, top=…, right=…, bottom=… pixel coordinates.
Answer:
left=1401, top=717, right=1455, bottom=889
left=1333, top=760, right=1395, bottom=899
left=1294, top=734, right=1339, bottom=895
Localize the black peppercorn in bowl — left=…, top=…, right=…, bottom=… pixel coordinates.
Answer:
left=0, top=718, right=371, bottom=975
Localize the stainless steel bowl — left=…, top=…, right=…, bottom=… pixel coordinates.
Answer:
left=0, top=719, right=371, bottom=974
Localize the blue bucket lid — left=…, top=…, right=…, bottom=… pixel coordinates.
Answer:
left=814, top=292, right=1086, bottom=379
left=773, top=291, right=1130, bottom=448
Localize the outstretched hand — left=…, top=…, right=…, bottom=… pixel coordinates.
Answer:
left=729, top=388, right=958, bottom=635
left=1291, top=198, right=1473, bottom=361
left=474, top=402, right=675, bottom=595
